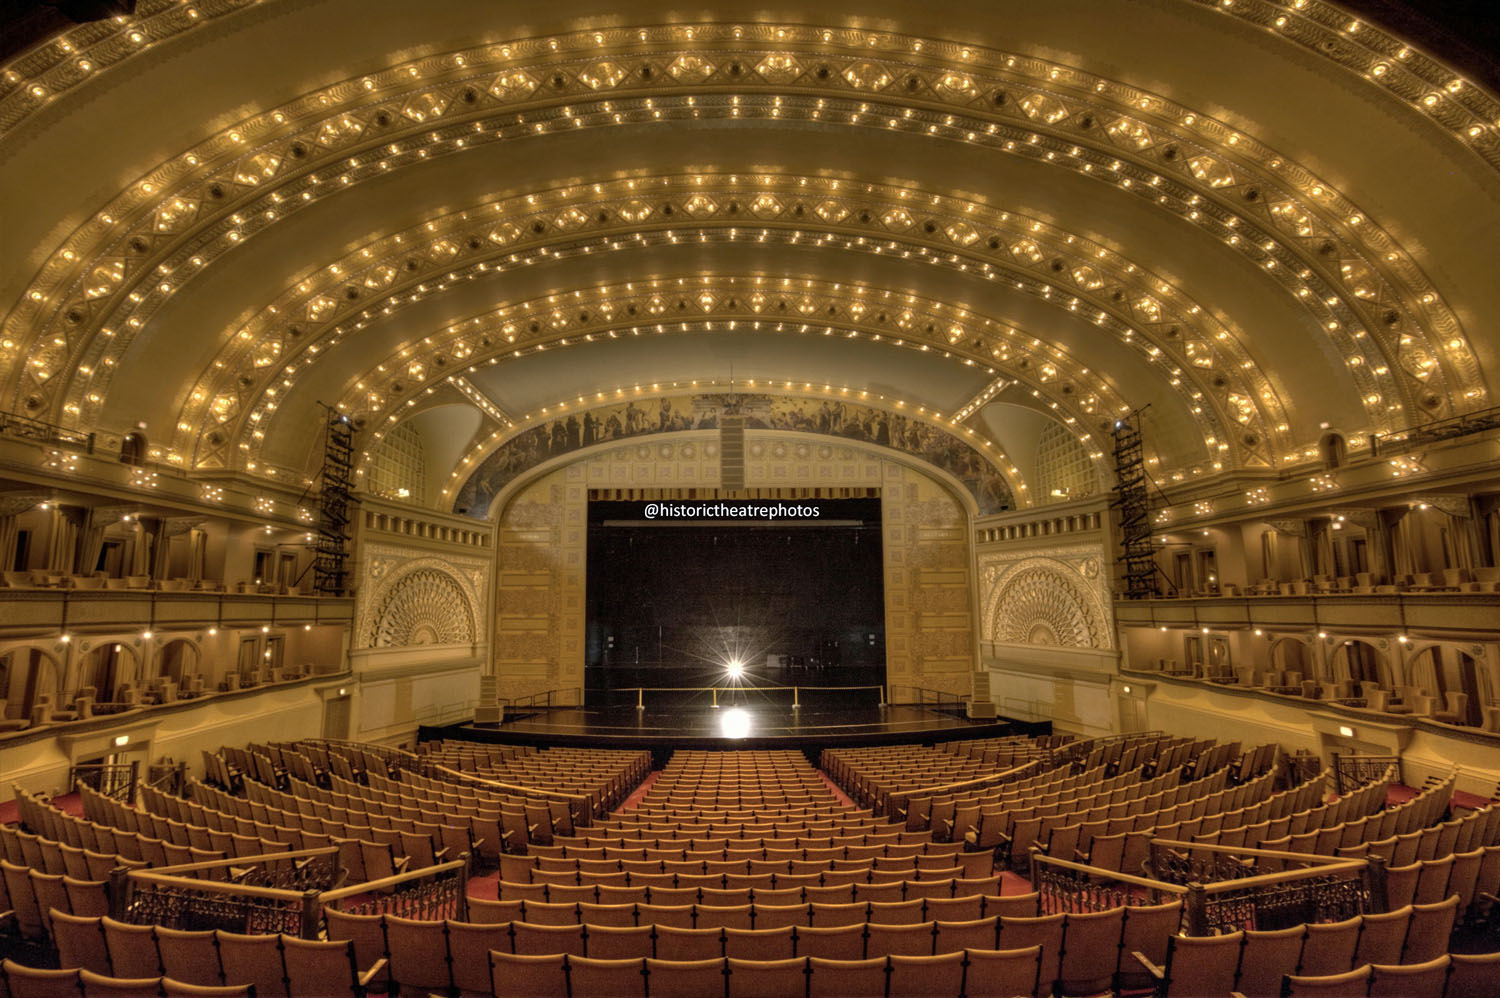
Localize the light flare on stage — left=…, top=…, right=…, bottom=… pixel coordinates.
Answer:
left=719, top=708, right=752, bottom=739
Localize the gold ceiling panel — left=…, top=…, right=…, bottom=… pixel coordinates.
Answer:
left=0, top=20, right=1484, bottom=482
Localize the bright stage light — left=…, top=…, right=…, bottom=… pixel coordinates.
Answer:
left=720, top=708, right=751, bottom=739
left=726, top=660, right=744, bottom=679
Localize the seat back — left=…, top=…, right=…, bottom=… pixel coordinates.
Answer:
left=1234, top=925, right=1304, bottom=998
left=1161, top=930, right=1243, bottom=998
left=1401, top=893, right=1459, bottom=963
left=1368, top=954, right=1450, bottom=998
left=214, top=930, right=287, bottom=998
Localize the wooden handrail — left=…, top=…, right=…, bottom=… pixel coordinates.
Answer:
left=319, top=858, right=466, bottom=903
left=1028, top=851, right=1189, bottom=895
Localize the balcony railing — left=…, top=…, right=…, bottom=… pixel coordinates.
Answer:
left=1369, top=402, right=1500, bottom=456
left=0, top=408, right=94, bottom=452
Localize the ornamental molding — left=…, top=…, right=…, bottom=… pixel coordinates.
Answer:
left=979, top=545, right=1112, bottom=650
left=355, top=546, right=487, bottom=649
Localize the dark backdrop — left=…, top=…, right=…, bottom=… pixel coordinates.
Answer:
left=584, top=499, right=885, bottom=705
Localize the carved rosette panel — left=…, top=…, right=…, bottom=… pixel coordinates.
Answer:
left=355, top=548, right=488, bottom=650
left=980, top=548, right=1112, bottom=650
left=367, top=567, right=476, bottom=648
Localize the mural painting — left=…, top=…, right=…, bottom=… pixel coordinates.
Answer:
left=455, top=393, right=1015, bottom=517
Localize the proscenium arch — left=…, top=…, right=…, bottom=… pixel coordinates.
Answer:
left=451, top=389, right=1021, bottom=520
left=2, top=24, right=1488, bottom=468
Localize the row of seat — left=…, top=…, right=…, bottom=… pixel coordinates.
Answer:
left=1013, top=769, right=1391, bottom=875
left=1278, top=954, right=1497, bottom=998
left=0, top=959, right=256, bottom=998
left=320, top=900, right=1183, bottom=995
left=490, top=879, right=1010, bottom=915
left=482, top=948, right=1048, bottom=998
left=530, top=832, right=949, bottom=857
left=496, top=871, right=993, bottom=901
left=1134, top=895, right=1490, bottom=998
left=46, top=914, right=383, bottom=998
left=1178, top=767, right=1456, bottom=859
left=0, top=822, right=144, bottom=881
left=510, top=846, right=983, bottom=877
left=462, top=891, right=1042, bottom=927
left=13, top=787, right=222, bottom=872
left=480, top=888, right=1032, bottom=924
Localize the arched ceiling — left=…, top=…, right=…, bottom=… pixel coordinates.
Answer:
left=2, top=0, right=1495, bottom=512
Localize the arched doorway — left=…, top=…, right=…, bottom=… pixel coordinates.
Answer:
left=1409, top=644, right=1485, bottom=726
left=0, top=646, right=59, bottom=721
left=1269, top=637, right=1310, bottom=683
left=78, top=643, right=137, bottom=704
left=1330, top=639, right=1390, bottom=693
left=120, top=432, right=147, bottom=466
left=157, top=639, right=200, bottom=689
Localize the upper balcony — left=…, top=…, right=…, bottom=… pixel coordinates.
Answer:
left=1114, top=589, right=1500, bottom=638
left=0, top=587, right=353, bottom=637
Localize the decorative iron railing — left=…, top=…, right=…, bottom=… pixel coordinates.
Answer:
left=1332, top=753, right=1401, bottom=796
left=1032, top=839, right=1372, bottom=935
left=70, top=761, right=138, bottom=802
left=117, top=848, right=465, bottom=938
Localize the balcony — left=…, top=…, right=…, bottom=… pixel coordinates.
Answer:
left=1113, top=591, right=1500, bottom=637
left=0, top=588, right=354, bottom=635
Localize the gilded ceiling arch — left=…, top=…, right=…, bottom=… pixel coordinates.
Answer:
left=1, top=24, right=1480, bottom=461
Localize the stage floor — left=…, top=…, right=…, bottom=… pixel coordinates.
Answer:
left=425, top=703, right=1045, bottom=760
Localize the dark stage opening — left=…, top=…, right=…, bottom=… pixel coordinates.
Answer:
left=585, top=498, right=885, bottom=708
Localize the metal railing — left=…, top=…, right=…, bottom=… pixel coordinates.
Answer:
left=1332, top=753, right=1402, bottom=795
left=115, top=847, right=467, bottom=938
left=887, top=685, right=971, bottom=712
left=0, top=408, right=94, bottom=452
left=500, top=688, right=583, bottom=709
left=1031, top=839, right=1373, bottom=934
left=69, top=761, right=137, bottom=802
left=622, top=683, right=886, bottom=710
left=1370, top=402, right=1500, bottom=456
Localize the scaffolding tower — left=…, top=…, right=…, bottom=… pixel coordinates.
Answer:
left=313, top=412, right=353, bottom=596
left=1111, top=411, right=1158, bottom=599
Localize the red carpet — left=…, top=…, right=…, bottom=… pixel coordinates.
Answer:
left=617, top=770, right=660, bottom=811
left=819, top=772, right=857, bottom=809
left=0, top=790, right=81, bottom=827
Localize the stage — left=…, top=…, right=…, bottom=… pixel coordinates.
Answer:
left=421, top=702, right=1046, bottom=765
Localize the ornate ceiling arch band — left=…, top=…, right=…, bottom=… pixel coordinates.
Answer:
left=173, top=174, right=1304, bottom=476
left=19, top=90, right=1461, bottom=432
left=449, top=388, right=1019, bottom=519
left=5, top=6, right=1497, bottom=167
left=3, top=28, right=1478, bottom=442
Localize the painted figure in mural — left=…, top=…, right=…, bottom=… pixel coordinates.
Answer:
left=455, top=393, right=1016, bottom=518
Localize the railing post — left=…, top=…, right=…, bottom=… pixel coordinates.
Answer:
left=712, top=687, right=718, bottom=708
left=108, top=866, right=130, bottom=920
left=793, top=687, right=800, bottom=709
left=1185, top=883, right=1209, bottom=935
left=457, top=861, right=471, bottom=921
left=300, top=889, right=321, bottom=939
left=636, top=687, right=644, bottom=711
left=1365, top=853, right=1389, bottom=913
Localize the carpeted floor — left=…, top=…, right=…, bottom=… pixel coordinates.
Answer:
left=0, top=790, right=81, bottom=826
